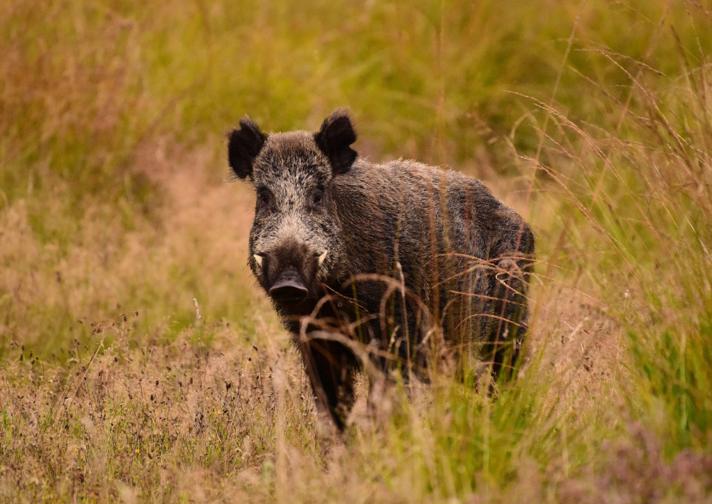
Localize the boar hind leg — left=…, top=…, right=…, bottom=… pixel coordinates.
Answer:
left=486, top=257, right=531, bottom=380
left=299, top=338, right=359, bottom=431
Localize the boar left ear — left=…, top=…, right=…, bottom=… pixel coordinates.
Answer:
left=228, top=117, right=267, bottom=179
left=314, top=110, right=357, bottom=175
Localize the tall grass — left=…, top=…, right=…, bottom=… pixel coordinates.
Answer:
left=1, top=0, right=711, bottom=502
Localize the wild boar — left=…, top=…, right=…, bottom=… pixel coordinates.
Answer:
left=228, top=110, right=534, bottom=429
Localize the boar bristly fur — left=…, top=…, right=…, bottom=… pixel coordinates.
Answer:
left=228, top=110, right=534, bottom=430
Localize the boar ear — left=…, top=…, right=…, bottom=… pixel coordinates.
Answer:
left=228, top=118, right=267, bottom=179
left=314, top=110, right=357, bottom=175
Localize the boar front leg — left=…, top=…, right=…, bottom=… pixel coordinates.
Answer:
left=298, top=337, right=359, bottom=431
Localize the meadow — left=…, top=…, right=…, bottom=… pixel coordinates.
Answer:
left=1, top=0, right=711, bottom=502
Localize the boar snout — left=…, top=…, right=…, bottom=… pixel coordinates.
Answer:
left=269, top=266, right=309, bottom=302
left=256, top=239, right=328, bottom=305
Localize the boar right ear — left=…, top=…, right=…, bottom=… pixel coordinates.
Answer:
left=228, top=118, right=267, bottom=179
left=314, top=110, right=357, bottom=175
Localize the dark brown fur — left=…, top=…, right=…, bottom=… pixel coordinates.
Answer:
left=228, top=111, right=534, bottom=430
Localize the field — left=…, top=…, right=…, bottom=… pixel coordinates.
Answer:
left=1, top=0, right=711, bottom=502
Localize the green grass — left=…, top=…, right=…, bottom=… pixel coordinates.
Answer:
left=1, top=0, right=711, bottom=502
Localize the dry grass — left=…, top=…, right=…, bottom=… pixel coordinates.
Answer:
left=1, top=0, right=711, bottom=502
left=0, top=146, right=703, bottom=502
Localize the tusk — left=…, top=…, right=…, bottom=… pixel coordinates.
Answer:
left=318, top=250, right=328, bottom=267
left=253, top=254, right=263, bottom=267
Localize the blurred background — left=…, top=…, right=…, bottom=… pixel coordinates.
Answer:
left=1, top=1, right=711, bottom=502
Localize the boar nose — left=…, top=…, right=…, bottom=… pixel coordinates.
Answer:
left=269, top=267, right=309, bottom=302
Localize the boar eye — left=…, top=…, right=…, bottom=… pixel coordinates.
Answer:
left=311, top=187, right=324, bottom=208
left=256, top=186, right=272, bottom=209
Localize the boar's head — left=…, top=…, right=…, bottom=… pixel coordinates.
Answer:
left=228, top=110, right=357, bottom=313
